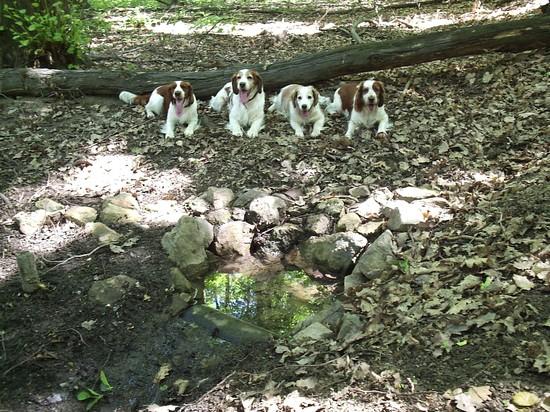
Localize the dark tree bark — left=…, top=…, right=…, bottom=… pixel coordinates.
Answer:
left=0, top=14, right=548, bottom=98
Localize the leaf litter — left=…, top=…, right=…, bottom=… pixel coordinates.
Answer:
left=0, top=1, right=549, bottom=411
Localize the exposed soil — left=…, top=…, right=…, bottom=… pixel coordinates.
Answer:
left=1, top=1, right=549, bottom=411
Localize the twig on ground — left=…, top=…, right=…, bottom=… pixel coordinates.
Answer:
left=193, top=371, right=237, bottom=404
left=66, top=328, right=87, bottom=346
left=1, top=331, right=6, bottom=362
left=1, top=345, right=46, bottom=377
left=350, top=19, right=365, bottom=44
left=42, top=244, right=109, bottom=274
left=316, top=8, right=329, bottom=25
left=401, top=77, right=414, bottom=100
left=0, top=193, right=13, bottom=209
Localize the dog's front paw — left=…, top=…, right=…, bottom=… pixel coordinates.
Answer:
left=184, top=129, right=194, bottom=137
left=247, top=129, right=259, bottom=138
left=311, top=130, right=321, bottom=137
left=375, top=132, right=388, bottom=140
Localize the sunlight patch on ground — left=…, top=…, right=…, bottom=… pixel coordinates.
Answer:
left=62, top=154, right=145, bottom=196
left=395, top=0, right=546, bottom=30
left=149, top=20, right=321, bottom=37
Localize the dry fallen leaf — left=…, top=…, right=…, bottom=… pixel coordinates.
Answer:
left=512, top=274, right=535, bottom=291
left=153, top=363, right=172, bottom=384
left=511, top=391, right=540, bottom=407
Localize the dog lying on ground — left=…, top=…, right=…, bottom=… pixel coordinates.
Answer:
left=268, top=84, right=325, bottom=137
left=327, top=79, right=390, bottom=139
left=119, top=81, right=199, bottom=138
left=209, top=69, right=265, bottom=138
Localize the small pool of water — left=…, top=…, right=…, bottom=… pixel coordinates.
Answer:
left=204, top=270, right=329, bottom=335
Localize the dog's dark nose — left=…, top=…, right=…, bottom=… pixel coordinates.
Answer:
left=301, top=104, right=308, bottom=110
left=174, top=90, right=182, bottom=96
left=239, top=82, right=246, bottom=89
left=368, top=96, right=375, bottom=102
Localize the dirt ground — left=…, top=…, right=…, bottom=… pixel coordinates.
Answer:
left=1, top=1, right=549, bottom=411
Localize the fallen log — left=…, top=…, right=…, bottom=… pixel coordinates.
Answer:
left=0, top=14, right=548, bottom=99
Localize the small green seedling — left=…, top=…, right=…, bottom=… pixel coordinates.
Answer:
left=480, top=276, right=493, bottom=290
left=77, top=370, right=113, bottom=410
left=397, top=259, right=410, bottom=274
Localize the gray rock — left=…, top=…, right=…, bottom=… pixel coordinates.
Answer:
left=350, top=230, right=396, bottom=285
left=292, top=322, right=333, bottom=342
left=170, top=267, right=194, bottom=292
left=387, top=201, right=425, bottom=231
left=100, top=193, right=141, bottom=225
left=169, top=292, right=194, bottom=316
left=65, top=206, right=97, bottom=225
left=294, top=301, right=344, bottom=333
left=315, top=198, right=345, bottom=216
left=357, top=221, right=384, bottom=237
left=336, top=213, right=361, bottom=232
left=35, top=198, right=64, bottom=215
left=371, top=187, right=394, bottom=206
left=412, top=199, right=453, bottom=222
left=14, top=210, right=47, bottom=235
left=354, top=197, right=382, bottom=219
left=299, top=232, right=368, bottom=277
left=349, top=186, right=370, bottom=198
left=246, top=195, right=286, bottom=229
left=85, top=222, right=122, bottom=244
left=337, top=313, right=364, bottom=342
left=254, top=223, right=304, bottom=259
left=17, top=251, right=42, bottom=293
left=231, top=207, right=246, bottom=221
left=106, top=192, right=139, bottom=210
left=305, top=214, right=332, bottom=236
left=162, top=216, right=214, bottom=277
left=232, top=189, right=269, bottom=208
left=206, top=208, right=232, bottom=225
left=214, top=221, right=255, bottom=257
left=344, top=272, right=366, bottom=292
left=395, top=187, right=439, bottom=201
left=88, top=275, right=138, bottom=305
left=182, top=304, right=274, bottom=344
left=100, top=202, right=142, bottom=225
left=187, top=196, right=210, bottom=214
left=204, top=187, right=235, bottom=209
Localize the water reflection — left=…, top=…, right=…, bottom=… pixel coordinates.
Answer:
left=204, top=271, right=327, bottom=335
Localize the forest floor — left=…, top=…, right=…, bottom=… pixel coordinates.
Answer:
left=0, top=0, right=549, bottom=411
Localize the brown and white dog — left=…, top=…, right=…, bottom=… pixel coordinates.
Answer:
left=268, top=84, right=325, bottom=137
left=209, top=69, right=265, bottom=138
left=119, top=81, right=199, bottom=138
left=327, top=79, right=390, bottom=138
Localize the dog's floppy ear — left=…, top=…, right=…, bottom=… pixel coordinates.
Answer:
left=292, top=89, right=299, bottom=108
left=182, top=82, right=195, bottom=107
left=231, top=72, right=239, bottom=95
left=251, top=70, right=263, bottom=93
left=374, top=80, right=385, bottom=107
left=354, top=82, right=364, bottom=112
left=163, top=82, right=177, bottom=114
left=312, top=87, right=319, bottom=107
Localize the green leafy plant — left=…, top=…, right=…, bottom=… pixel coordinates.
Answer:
left=77, top=370, right=113, bottom=410
left=2, top=1, right=94, bottom=67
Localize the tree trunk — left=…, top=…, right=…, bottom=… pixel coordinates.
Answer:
left=1, top=14, right=548, bottom=99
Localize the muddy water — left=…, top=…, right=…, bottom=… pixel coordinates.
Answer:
left=203, top=270, right=329, bottom=335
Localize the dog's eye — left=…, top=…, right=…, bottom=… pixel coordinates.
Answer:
left=298, top=96, right=302, bottom=100
left=237, top=76, right=241, bottom=79
left=247, top=76, right=252, bottom=80
left=308, top=96, right=312, bottom=99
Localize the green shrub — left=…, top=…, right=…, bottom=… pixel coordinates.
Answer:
left=2, top=1, right=94, bottom=68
